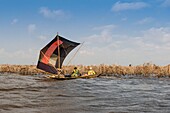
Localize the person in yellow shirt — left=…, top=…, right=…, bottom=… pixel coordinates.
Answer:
left=71, top=67, right=80, bottom=77
left=88, top=67, right=96, bottom=75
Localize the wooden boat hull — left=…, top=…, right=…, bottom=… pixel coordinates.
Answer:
left=45, top=74, right=99, bottom=80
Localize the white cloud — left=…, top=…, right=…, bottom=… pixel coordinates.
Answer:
left=79, top=26, right=170, bottom=65
left=161, top=0, right=170, bottom=7
left=137, top=17, right=154, bottom=25
left=140, top=27, right=170, bottom=51
left=123, top=27, right=170, bottom=65
left=79, top=50, right=94, bottom=56
left=38, top=35, right=47, bottom=40
left=112, top=1, right=149, bottom=12
left=93, top=24, right=116, bottom=30
left=0, top=48, right=8, bottom=56
left=0, top=48, right=37, bottom=64
left=121, top=17, right=127, bottom=21
left=39, top=7, right=66, bottom=19
left=0, top=48, right=4, bottom=52
left=11, top=18, right=18, bottom=24
left=0, top=49, right=34, bottom=59
left=28, top=24, right=36, bottom=33
left=86, top=24, right=116, bottom=44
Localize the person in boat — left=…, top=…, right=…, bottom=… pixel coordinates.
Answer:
left=71, top=67, right=81, bottom=77
left=88, top=67, right=96, bottom=75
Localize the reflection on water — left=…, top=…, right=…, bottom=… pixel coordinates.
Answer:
left=0, top=74, right=170, bottom=113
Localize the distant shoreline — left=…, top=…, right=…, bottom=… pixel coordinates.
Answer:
left=0, top=63, right=170, bottom=78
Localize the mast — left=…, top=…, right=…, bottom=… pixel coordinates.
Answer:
left=57, top=32, right=60, bottom=69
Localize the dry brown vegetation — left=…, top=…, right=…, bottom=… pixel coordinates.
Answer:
left=0, top=63, right=170, bottom=78
left=0, top=64, right=46, bottom=75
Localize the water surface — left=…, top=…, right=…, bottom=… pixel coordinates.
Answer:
left=0, top=74, right=170, bottom=113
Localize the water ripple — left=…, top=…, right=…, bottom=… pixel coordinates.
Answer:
left=0, top=74, right=170, bottom=113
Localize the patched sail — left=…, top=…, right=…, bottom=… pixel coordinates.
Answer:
left=37, top=34, right=80, bottom=74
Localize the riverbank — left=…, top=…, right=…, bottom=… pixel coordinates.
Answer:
left=0, top=63, right=170, bottom=77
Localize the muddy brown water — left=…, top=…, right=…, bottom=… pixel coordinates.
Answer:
left=0, top=74, right=170, bottom=113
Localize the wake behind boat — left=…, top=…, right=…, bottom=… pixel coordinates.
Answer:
left=37, top=34, right=98, bottom=80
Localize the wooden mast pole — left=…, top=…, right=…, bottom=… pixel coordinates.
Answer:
left=57, top=32, right=60, bottom=69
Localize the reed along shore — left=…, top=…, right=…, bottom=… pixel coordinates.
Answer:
left=0, top=63, right=170, bottom=78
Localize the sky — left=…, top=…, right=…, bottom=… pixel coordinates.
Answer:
left=0, top=0, right=170, bottom=66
